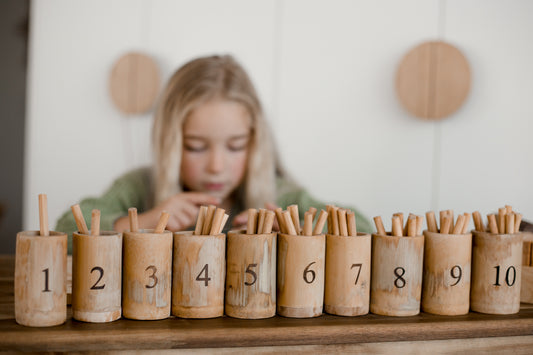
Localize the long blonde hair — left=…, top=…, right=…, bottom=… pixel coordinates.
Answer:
left=152, top=55, right=278, bottom=208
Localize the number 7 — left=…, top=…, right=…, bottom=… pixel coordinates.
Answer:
left=351, top=263, right=362, bottom=285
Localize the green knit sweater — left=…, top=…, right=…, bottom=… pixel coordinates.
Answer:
left=56, top=167, right=372, bottom=253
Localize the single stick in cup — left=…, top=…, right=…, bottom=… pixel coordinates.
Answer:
left=288, top=205, right=301, bottom=235
left=461, top=213, right=471, bottom=234
left=331, top=206, right=340, bottom=235
left=391, top=216, right=403, bottom=237
left=337, top=209, right=348, bottom=236
left=194, top=206, right=207, bottom=235
left=452, top=214, right=465, bottom=234
left=415, top=215, right=423, bottom=236
left=154, top=212, right=170, bottom=233
left=282, top=211, right=297, bottom=235
left=218, top=213, right=229, bottom=234
left=440, top=215, right=452, bottom=234
left=506, top=213, right=515, bottom=234
left=303, top=211, right=313, bottom=236
left=373, top=216, right=386, bottom=236
left=407, top=216, right=417, bottom=237
left=247, top=208, right=258, bottom=235
left=91, top=209, right=101, bottom=236
left=39, top=194, right=49, bottom=236
left=473, top=211, right=484, bottom=232
left=262, top=211, right=275, bottom=234
left=515, top=213, right=523, bottom=232
left=498, top=207, right=506, bottom=234
left=487, top=214, right=499, bottom=234
left=426, top=211, right=438, bottom=233
left=347, top=211, right=357, bottom=237
left=257, top=209, right=267, bottom=235
left=313, top=210, right=328, bottom=235
left=128, top=207, right=139, bottom=232
left=210, top=208, right=226, bottom=235
left=71, top=204, right=89, bottom=235
left=275, top=208, right=287, bottom=234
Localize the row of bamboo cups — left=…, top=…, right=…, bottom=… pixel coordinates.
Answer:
left=14, top=228, right=523, bottom=326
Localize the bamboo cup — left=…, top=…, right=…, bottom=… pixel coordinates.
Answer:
left=277, top=233, right=325, bottom=318
left=370, top=232, right=424, bottom=316
left=225, top=230, right=276, bottom=319
left=172, top=231, right=226, bottom=318
left=422, top=230, right=472, bottom=315
left=470, top=230, right=523, bottom=314
left=122, top=229, right=173, bottom=320
left=325, top=233, right=371, bottom=316
left=72, top=231, right=122, bottom=322
left=15, top=231, right=67, bottom=327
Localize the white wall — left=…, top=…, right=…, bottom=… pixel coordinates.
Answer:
left=24, top=0, right=533, bottom=232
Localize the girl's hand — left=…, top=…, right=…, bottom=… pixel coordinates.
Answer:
left=140, top=192, right=220, bottom=232
left=232, top=202, right=280, bottom=231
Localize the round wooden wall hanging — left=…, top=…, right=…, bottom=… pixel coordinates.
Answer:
left=109, top=52, right=160, bottom=115
left=396, top=41, right=471, bottom=120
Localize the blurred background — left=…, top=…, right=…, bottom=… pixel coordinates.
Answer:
left=1, top=0, right=532, bottom=253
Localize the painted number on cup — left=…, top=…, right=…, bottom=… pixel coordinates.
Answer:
left=394, top=267, right=406, bottom=289
left=493, top=265, right=516, bottom=287
left=42, top=268, right=51, bottom=292
left=196, top=264, right=211, bottom=287
left=90, top=266, right=105, bottom=290
left=450, top=265, right=462, bottom=286
left=351, top=263, right=362, bottom=285
left=303, top=262, right=316, bottom=284
left=145, top=265, right=158, bottom=289
left=245, top=263, right=257, bottom=286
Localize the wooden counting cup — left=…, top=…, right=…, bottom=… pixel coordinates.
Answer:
left=225, top=230, right=276, bottom=319
left=277, top=233, right=325, bottom=318
left=15, top=231, right=67, bottom=327
left=122, top=229, right=173, bottom=320
left=370, top=233, right=424, bottom=316
left=324, top=233, right=371, bottom=316
left=172, top=231, right=226, bottom=318
left=422, top=230, right=472, bottom=315
left=471, top=231, right=523, bottom=314
left=72, top=231, right=122, bottom=322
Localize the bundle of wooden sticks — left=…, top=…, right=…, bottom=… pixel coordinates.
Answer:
left=245, top=208, right=275, bottom=234
left=194, top=205, right=229, bottom=236
left=326, top=205, right=358, bottom=236
left=275, top=205, right=328, bottom=236
left=473, top=205, right=522, bottom=234
left=425, top=210, right=471, bottom=234
left=373, top=212, right=423, bottom=237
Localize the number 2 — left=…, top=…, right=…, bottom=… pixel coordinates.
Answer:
left=90, top=266, right=105, bottom=290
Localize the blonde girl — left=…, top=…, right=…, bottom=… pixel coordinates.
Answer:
left=57, top=54, right=371, bottom=251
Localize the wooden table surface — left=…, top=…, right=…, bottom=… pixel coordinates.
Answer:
left=1, top=254, right=533, bottom=353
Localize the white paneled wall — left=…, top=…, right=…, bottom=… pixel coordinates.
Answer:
left=24, top=0, right=533, bottom=232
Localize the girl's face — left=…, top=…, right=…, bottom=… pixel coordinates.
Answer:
left=181, top=98, right=252, bottom=201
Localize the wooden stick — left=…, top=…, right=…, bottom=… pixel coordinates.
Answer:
left=403, top=214, right=410, bottom=236
left=128, top=207, right=139, bottom=233
left=313, top=210, right=328, bottom=235
left=487, top=214, right=499, bottom=234
left=331, top=206, right=340, bottom=235
left=452, top=214, right=465, bottom=234
left=426, top=211, right=438, bottom=233
left=347, top=211, right=357, bottom=237
left=288, top=205, right=301, bottom=235
left=282, top=211, right=297, bottom=235
left=407, top=216, right=417, bottom=237
left=71, top=204, right=89, bottom=235
left=202, top=205, right=216, bottom=235
left=91, top=209, right=100, bottom=236
left=505, top=205, right=513, bottom=214
left=303, top=211, right=313, bottom=236
left=440, top=216, right=452, bottom=234
left=309, top=207, right=317, bottom=221
left=326, top=205, right=334, bottom=234
left=416, top=215, right=423, bottom=235
left=505, top=213, right=515, bottom=234
left=447, top=210, right=454, bottom=231
left=337, top=209, right=348, bottom=236
left=210, top=208, right=226, bottom=235
left=262, top=211, right=275, bottom=234
left=194, top=206, right=207, bottom=235
left=498, top=207, right=506, bottom=234
left=393, top=213, right=404, bottom=231
left=38, top=194, right=49, bottom=236
left=461, top=213, right=471, bottom=234
left=246, top=208, right=258, bottom=234
left=257, top=209, right=267, bottom=235
left=373, top=216, right=386, bottom=235
left=275, top=208, right=286, bottom=234
left=515, top=213, right=523, bottom=232
left=473, top=211, right=484, bottom=232
left=218, top=213, right=229, bottom=234
left=439, top=211, right=447, bottom=233
left=392, top=216, right=403, bottom=237
left=154, top=212, right=170, bottom=233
